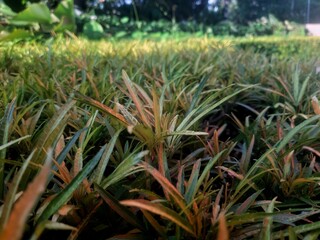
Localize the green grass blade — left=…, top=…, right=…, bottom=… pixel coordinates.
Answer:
left=234, top=148, right=275, bottom=199
left=236, top=189, right=264, bottom=215
left=101, top=150, right=148, bottom=189
left=178, top=85, right=253, bottom=132
left=194, top=151, right=226, bottom=197
left=92, top=128, right=122, bottom=184
left=0, top=98, right=16, bottom=198
left=36, top=144, right=107, bottom=224
left=185, top=75, right=209, bottom=116
left=95, top=183, right=146, bottom=231
left=184, top=159, right=200, bottom=204
left=21, top=100, right=76, bottom=186
left=122, top=70, right=150, bottom=127
left=297, top=74, right=311, bottom=105
left=260, top=197, right=277, bottom=240
left=177, top=165, right=185, bottom=195
left=292, top=66, right=300, bottom=106
left=54, top=128, right=87, bottom=168
left=0, top=98, right=16, bottom=160
left=30, top=221, right=77, bottom=240
left=31, top=100, right=76, bottom=165
left=273, top=221, right=320, bottom=239
left=303, top=230, right=320, bottom=240
left=276, top=115, right=320, bottom=153
left=288, top=227, right=297, bottom=240
left=0, top=135, right=31, bottom=152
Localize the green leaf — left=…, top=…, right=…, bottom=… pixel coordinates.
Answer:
left=30, top=221, right=76, bottom=240
left=0, top=135, right=30, bottom=152
left=55, top=128, right=87, bottom=168
left=0, top=3, right=16, bottom=17
left=193, top=150, right=226, bottom=198
left=92, top=129, right=122, bottom=184
left=0, top=29, right=32, bottom=42
left=303, top=230, right=320, bottom=240
left=175, top=85, right=253, bottom=143
left=95, top=183, right=146, bottom=231
left=22, top=100, right=76, bottom=185
left=297, top=74, right=311, bottom=106
left=185, top=75, right=209, bottom=116
left=276, top=115, right=320, bottom=153
left=236, top=189, right=264, bottom=215
left=184, top=159, right=200, bottom=204
left=0, top=98, right=15, bottom=160
left=11, top=3, right=52, bottom=25
left=292, top=66, right=300, bottom=106
left=101, top=150, right=148, bottom=189
left=83, top=20, right=104, bottom=40
left=288, top=227, right=297, bottom=240
left=273, top=221, right=320, bottom=239
left=53, top=0, right=76, bottom=32
left=0, top=98, right=16, bottom=198
left=233, top=148, right=275, bottom=206
left=36, top=144, right=107, bottom=224
left=260, top=197, right=277, bottom=240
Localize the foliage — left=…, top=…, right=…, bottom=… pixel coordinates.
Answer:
left=0, top=1, right=307, bottom=40
left=77, top=15, right=302, bottom=40
left=0, top=36, right=320, bottom=239
left=0, top=0, right=75, bottom=41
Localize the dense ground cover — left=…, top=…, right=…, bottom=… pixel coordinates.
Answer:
left=1, top=36, right=320, bottom=239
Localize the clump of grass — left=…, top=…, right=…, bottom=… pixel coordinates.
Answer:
left=1, top=36, right=320, bottom=239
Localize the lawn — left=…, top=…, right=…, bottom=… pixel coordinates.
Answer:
left=1, top=36, right=320, bottom=239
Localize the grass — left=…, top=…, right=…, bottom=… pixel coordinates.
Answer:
left=1, top=36, right=320, bottom=239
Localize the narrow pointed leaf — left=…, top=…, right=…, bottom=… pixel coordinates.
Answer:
left=122, top=71, right=150, bottom=127
left=121, top=199, right=195, bottom=236
left=276, top=115, right=320, bottom=153
left=0, top=98, right=16, bottom=198
left=217, top=211, right=229, bottom=240
left=0, top=150, right=52, bottom=240
left=141, top=163, right=191, bottom=217
left=194, top=151, right=226, bottom=197
left=92, top=129, right=122, bottom=184
left=273, top=221, right=320, bottom=239
left=36, top=144, right=107, bottom=224
left=236, top=189, right=264, bottom=215
left=185, top=159, right=201, bottom=204
left=0, top=151, right=34, bottom=231
left=261, top=197, right=277, bottom=240
left=95, top=183, right=145, bottom=231
left=101, top=150, right=148, bottom=189
left=186, top=75, right=209, bottom=116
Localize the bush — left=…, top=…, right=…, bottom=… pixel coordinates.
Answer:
left=234, top=37, right=320, bottom=58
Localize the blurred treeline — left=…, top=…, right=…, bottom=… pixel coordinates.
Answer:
left=2, top=0, right=319, bottom=39
left=4, top=0, right=320, bottom=24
